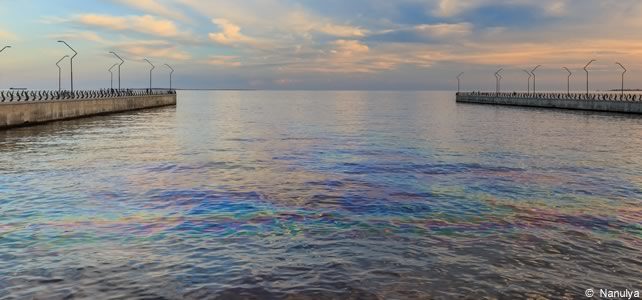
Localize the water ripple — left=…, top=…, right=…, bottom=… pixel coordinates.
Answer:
left=1, top=91, right=641, bottom=299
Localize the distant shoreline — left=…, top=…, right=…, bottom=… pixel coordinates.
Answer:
left=174, top=88, right=258, bottom=91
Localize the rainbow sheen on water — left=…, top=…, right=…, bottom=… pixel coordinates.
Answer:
left=0, top=91, right=641, bottom=299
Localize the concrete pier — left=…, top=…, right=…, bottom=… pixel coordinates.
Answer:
left=0, top=91, right=177, bottom=129
left=456, top=92, right=642, bottom=114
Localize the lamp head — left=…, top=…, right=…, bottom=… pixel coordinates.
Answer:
left=584, top=59, right=596, bottom=70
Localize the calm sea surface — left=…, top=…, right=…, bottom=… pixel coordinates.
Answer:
left=1, top=91, right=641, bottom=299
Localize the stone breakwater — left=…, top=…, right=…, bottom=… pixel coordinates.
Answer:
left=0, top=89, right=177, bottom=129
left=456, top=92, right=642, bottom=114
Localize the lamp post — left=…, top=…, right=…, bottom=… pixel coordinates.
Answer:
left=522, top=69, right=531, bottom=93
left=110, top=51, right=124, bottom=89
left=494, top=72, right=498, bottom=93
left=57, top=41, right=77, bottom=92
left=56, top=55, right=69, bottom=92
left=456, top=72, right=464, bottom=93
left=563, top=67, right=572, bottom=95
left=530, top=65, right=541, bottom=93
left=584, top=59, right=596, bottom=95
left=494, top=69, right=503, bottom=94
left=1, top=46, right=11, bottom=89
left=615, top=62, right=626, bottom=96
left=108, top=63, right=118, bottom=90
left=164, top=64, right=174, bottom=90
left=144, top=58, right=155, bottom=91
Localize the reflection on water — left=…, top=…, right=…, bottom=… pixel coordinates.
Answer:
left=1, top=91, right=641, bottom=299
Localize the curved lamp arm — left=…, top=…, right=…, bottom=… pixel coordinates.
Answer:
left=56, top=55, right=69, bottom=68
left=615, top=62, right=627, bottom=74
left=584, top=60, right=596, bottom=71
left=110, top=51, right=124, bottom=66
left=164, top=63, right=174, bottom=74
left=144, top=58, right=155, bottom=70
left=57, top=41, right=77, bottom=59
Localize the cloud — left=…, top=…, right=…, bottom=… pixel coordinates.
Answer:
left=0, top=29, right=16, bottom=40
left=273, top=40, right=436, bottom=74
left=434, top=0, right=472, bottom=17
left=317, top=24, right=366, bottom=38
left=207, top=55, right=241, bottom=67
left=39, top=16, right=68, bottom=25
left=545, top=1, right=567, bottom=16
left=50, top=31, right=107, bottom=43
left=75, top=14, right=195, bottom=40
left=416, top=23, right=472, bottom=38
left=115, top=40, right=191, bottom=61
left=369, top=23, right=472, bottom=43
left=208, top=18, right=257, bottom=46
left=433, top=39, right=642, bottom=67
left=279, top=11, right=366, bottom=38
left=330, top=40, right=369, bottom=57
left=111, top=0, right=189, bottom=22
left=283, top=11, right=366, bottom=38
left=179, top=0, right=365, bottom=38
left=15, top=0, right=642, bottom=89
left=432, top=0, right=571, bottom=18
left=77, top=14, right=128, bottom=31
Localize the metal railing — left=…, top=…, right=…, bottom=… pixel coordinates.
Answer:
left=0, top=89, right=176, bottom=103
left=456, top=92, right=642, bottom=102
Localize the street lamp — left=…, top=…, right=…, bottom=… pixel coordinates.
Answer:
left=110, top=51, right=124, bottom=89
left=56, top=55, right=69, bottom=92
left=530, top=65, right=541, bottom=93
left=456, top=72, right=463, bottom=93
left=144, top=58, right=155, bottom=91
left=563, top=67, right=572, bottom=95
left=584, top=59, right=596, bottom=95
left=522, top=69, right=532, bottom=93
left=615, top=62, right=626, bottom=96
left=495, top=69, right=503, bottom=93
left=108, top=63, right=118, bottom=90
left=164, top=64, right=174, bottom=90
left=1, top=46, right=11, bottom=89
left=58, top=41, right=78, bottom=92
left=494, top=72, right=498, bottom=93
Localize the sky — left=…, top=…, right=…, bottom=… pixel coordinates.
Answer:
left=1, top=0, right=642, bottom=90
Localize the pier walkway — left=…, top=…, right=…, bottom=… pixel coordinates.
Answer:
left=456, top=92, right=642, bottom=114
left=0, top=89, right=177, bottom=129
